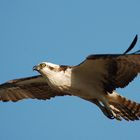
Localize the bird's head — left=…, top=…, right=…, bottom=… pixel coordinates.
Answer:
left=33, top=62, right=59, bottom=76
left=33, top=62, right=70, bottom=91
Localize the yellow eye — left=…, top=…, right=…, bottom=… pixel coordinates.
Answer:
left=40, top=63, right=46, bottom=68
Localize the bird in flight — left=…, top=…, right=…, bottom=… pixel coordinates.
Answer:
left=0, top=35, right=140, bottom=121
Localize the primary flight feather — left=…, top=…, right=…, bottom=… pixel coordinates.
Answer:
left=1, top=35, right=140, bottom=121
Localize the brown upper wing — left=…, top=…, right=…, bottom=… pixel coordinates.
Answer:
left=0, top=75, right=70, bottom=102
left=73, top=54, right=140, bottom=94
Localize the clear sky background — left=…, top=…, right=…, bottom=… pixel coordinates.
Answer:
left=0, top=0, right=140, bottom=140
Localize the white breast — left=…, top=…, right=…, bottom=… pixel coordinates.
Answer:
left=43, top=68, right=72, bottom=92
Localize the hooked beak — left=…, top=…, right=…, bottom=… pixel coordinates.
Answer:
left=33, top=65, right=40, bottom=71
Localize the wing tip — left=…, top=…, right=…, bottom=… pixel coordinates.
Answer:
left=123, top=34, right=138, bottom=54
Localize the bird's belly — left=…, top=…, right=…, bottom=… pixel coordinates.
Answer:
left=70, top=82, right=102, bottom=99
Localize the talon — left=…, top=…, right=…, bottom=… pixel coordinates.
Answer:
left=107, top=115, right=115, bottom=119
left=101, top=107, right=115, bottom=120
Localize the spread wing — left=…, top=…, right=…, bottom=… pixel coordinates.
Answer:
left=73, top=53, right=140, bottom=94
left=0, top=75, right=70, bottom=102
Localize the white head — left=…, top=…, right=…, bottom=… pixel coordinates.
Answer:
left=33, top=62, right=70, bottom=77
left=33, top=62, right=59, bottom=75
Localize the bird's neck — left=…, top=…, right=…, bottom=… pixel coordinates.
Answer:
left=42, top=68, right=72, bottom=92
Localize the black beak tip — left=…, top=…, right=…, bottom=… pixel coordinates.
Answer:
left=33, top=66, right=37, bottom=71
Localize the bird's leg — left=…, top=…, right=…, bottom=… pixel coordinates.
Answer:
left=101, top=98, right=120, bottom=119
left=90, top=99, right=115, bottom=119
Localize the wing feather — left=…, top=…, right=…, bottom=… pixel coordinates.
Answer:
left=0, top=75, right=70, bottom=102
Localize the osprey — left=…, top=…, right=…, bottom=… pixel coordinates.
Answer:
left=1, top=35, right=140, bottom=121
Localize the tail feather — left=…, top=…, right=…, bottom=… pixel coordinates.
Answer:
left=108, top=93, right=140, bottom=121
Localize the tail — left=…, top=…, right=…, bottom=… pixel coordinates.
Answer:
left=107, top=92, right=140, bottom=121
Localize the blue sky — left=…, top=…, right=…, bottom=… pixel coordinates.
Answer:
left=0, top=0, right=140, bottom=140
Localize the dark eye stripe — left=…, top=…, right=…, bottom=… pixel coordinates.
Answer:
left=48, top=66, right=54, bottom=70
